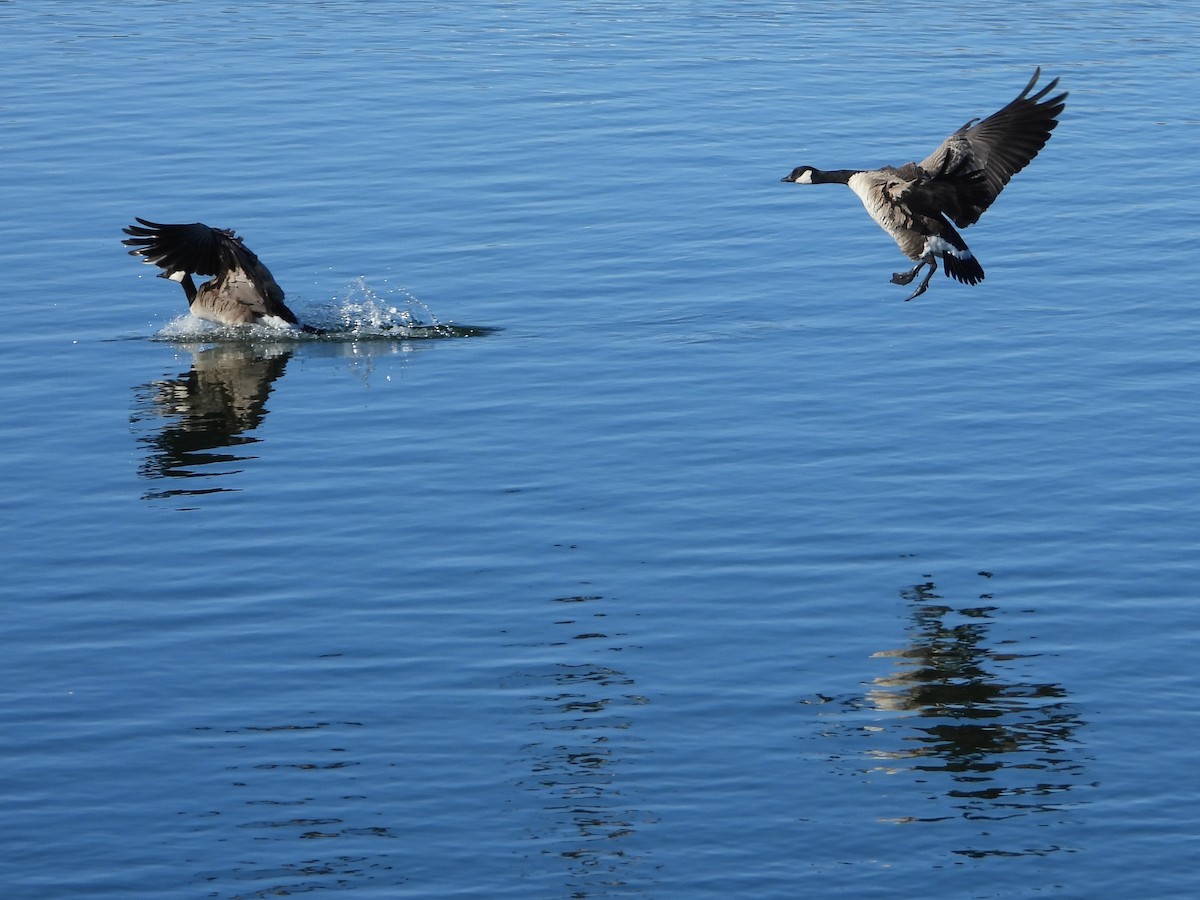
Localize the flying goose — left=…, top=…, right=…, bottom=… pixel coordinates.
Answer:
left=122, top=219, right=318, bottom=331
left=781, top=68, right=1067, bottom=299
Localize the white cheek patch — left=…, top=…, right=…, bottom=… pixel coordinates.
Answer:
left=166, top=270, right=188, bottom=282
left=795, top=170, right=814, bottom=184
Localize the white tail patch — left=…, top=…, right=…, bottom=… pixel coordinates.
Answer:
left=923, top=236, right=972, bottom=259
left=257, top=315, right=301, bottom=331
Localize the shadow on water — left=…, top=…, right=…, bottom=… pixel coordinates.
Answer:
left=806, top=573, right=1092, bottom=858
left=129, top=297, right=496, bottom=506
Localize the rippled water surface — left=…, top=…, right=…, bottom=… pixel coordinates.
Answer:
left=3, top=2, right=1199, bottom=897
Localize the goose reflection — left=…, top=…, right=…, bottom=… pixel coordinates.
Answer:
left=863, top=576, right=1089, bottom=846
left=131, top=343, right=293, bottom=501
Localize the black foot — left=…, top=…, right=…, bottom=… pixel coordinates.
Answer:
left=904, top=267, right=938, bottom=301
left=891, top=268, right=919, bottom=286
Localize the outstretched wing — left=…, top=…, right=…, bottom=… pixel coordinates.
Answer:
left=919, top=68, right=1067, bottom=227
left=121, top=219, right=238, bottom=277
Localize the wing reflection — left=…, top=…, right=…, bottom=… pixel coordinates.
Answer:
left=182, top=718, right=400, bottom=896
left=131, top=343, right=293, bottom=501
left=513, top=594, right=652, bottom=894
left=861, top=576, right=1090, bottom=851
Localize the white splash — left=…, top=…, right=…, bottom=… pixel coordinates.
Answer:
left=330, top=277, right=444, bottom=335
left=152, top=278, right=488, bottom=342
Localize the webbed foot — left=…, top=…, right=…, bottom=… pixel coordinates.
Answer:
left=904, top=281, right=929, bottom=301
left=904, top=261, right=938, bottom=300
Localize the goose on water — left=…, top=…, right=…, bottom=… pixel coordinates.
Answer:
left=780, top=68, right=1067, bottom=300
left=122, top=219, right=317, bottom=331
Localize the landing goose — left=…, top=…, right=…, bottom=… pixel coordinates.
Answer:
left=122, top=219, right=317, bottom=331
left=781, top=68, right=1067, bottom=300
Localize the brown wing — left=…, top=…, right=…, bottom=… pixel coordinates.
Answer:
left=918, top=68, right=1067, bottom=226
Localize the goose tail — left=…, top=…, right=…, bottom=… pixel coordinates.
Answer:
left=936, top=221, right=985, bottom=286
left=943, top=250, right=985, bottom=286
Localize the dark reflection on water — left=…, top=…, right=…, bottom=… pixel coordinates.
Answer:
left=128, top=335, right=473, bottom=506
left=130, top=344, right=293, bottom=502
left=810, top=574, right=1091, bottom=858
left=511, top=593, right=653, bottom=896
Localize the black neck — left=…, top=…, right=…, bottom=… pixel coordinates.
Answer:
left=812, top=168, right=860, bottom=184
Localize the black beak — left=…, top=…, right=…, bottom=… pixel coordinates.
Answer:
left=780, top=174, right=793, bottom=183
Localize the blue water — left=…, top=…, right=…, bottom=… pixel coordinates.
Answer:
left=3, top=2, right=1199, bottom=897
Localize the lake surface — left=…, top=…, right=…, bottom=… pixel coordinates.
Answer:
left=3, top=2, right=1199, bottom=897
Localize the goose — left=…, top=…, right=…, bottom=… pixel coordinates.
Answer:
left=122, top=219, right=318, bottom=331
left=780, top=68, right=1067, bottom=300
